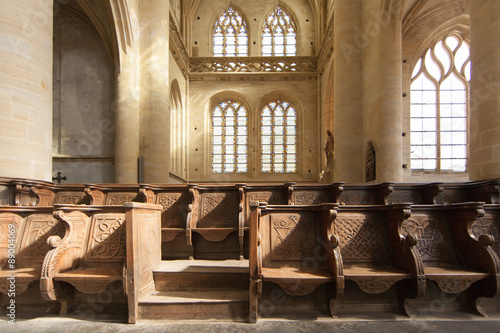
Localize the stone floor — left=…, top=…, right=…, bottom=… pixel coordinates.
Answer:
left=3, top=313, right=500, bottom=333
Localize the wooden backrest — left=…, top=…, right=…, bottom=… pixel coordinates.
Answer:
left=437, top=180, right=500, bottom=204
left=194, top=185, right=242, bottom=229
left=255, top=204, right=337, bottom=270
left=52, top=205, right=127, bottom=268
left=154, top=186, right=191, bottom=229
left=388, top=183, right=443, bottom=205
left=339, top=183, right=393, bottom=205
left=244, top=184, right=289, bottom=227
left=335, top=205, right=400, bottom=268
left=83, top=208, right=126, bottom=266
left=290, top=183, right=343, bottom=205
left=402, top=205, right=462, bottom=267
left=0, top=207, right=62, bottom=270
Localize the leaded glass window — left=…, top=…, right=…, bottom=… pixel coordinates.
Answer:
left=262, top=6, right=296, bottom=56
left=261, top=100, right=297, bottom=173
left=213, top=7, right=248, bottom=57
left=410, top=34, right=470, bottom=172
left=212, top=101, right=248, bottom=173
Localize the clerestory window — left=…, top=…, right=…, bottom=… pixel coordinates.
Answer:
left=262, top=6, right=296, bottom=56
left=213, top=7, right=248, bottom=57
left=410, top=34, right=470, bottom=172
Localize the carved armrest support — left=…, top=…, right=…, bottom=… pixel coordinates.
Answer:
left=328, top=234, right=344, bottom=297
left=138, top=188, right=155, bottom=204
left=330, top=234, right=340, bottom=249
left=399, top=234, right=425, bottom=298
left=478, top=234, right=495, bottom=246
left=40, top=210, right=88, bottom=301
left=31, top=186, right=55, bottom=206
left=84, top=187, right=105, bottom=205
left=403, top=234, right=418, bottom=248
left=256, top=235, right=262, bottom=279
left=40, top=240, right=67, bottom=301
left=238, top=198, right=245, bottom=239
left=474, top=234, right=500, bottom=275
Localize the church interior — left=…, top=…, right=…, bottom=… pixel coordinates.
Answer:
left=1, top=0, right=500, bottom=326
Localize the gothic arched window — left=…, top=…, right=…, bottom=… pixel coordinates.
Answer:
left=213, top=7, right=248, bottom=57
left=262, top=6, right=296, bottom=56
left=212, top=100, right=248, bottom=173
left=410, top=34, right=470, bottom=172
left=261, top=100, right=297, bottom=173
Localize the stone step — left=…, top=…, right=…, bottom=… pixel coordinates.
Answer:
left=153, top=259, right=249, bottom=291
left=138, top=290, right=249, bottom=320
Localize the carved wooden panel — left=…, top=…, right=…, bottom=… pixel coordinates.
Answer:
left=54, top=192, right=86, bottom=205
left=106, top=193, right=137, bottom=205
left=21, top=214, right=64, bottom=262
left=0, top=213, right=22, bottom=265
left=471, top=215, right=500, bottom=256
left=197, top=192, right=239, bottom=228
left=435, top=190, right=466, bottom=204
left=87, top=214, right=126, bottom=262
left=270, top=213, right=316, bottom=261
left=335, top=213, right=388, bottom=264
left=293, top=191, right=332, bottom=205
left=401, top=213, right=455, bottom=264
left=156, top=192, right=190, bottom=228
left=138, top=213, right=161, bottom=275
left=387, top=190, right=420, bottom=204
left=248, top=192, right=285, bottom=205
left=339, top=191, right=375, bottom=205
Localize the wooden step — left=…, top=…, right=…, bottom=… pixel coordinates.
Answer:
left=138, top=290, right=249, bottom=320
left=153, top=259, right=249, bottom=291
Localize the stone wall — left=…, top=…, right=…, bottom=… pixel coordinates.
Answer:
left=52, top=5, right=115, bottom=183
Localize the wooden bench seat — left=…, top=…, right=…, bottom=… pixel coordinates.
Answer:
left=331, top=204, right=422, bottom=316
left=403, top=203, right=500, bottom=316
left=188, top=185, right=246, bottom=260
left=151, top=185, right=192, bottom=259
left=249, top=203, right=338, bottom=322
left=40, top=205, right=127, bottom=314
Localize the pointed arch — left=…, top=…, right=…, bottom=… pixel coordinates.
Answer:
left=212, top=6, right=248, bottom=56
left=410, top=33, right=470, bottom=173
left=261, top=5, right=297, bottom=56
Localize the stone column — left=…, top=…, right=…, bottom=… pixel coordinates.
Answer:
left=0, top=0, right=53, bottom=181
left=469, top=0, right=500, bottom=180
left=333, top=0, right=364, bottom=182
left=362, top=0, right=403, bottom=182
left=139, top=0, right=170, bottom=182
left=115, top=48, right=141, bottom=183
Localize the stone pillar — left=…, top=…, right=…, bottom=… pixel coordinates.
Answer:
left=333, top=0, right=364, bottom=182
left=139, top=0, right=170, bottom=182
left=469, top=0, right=500, bottom=180
left=115, top=48, right=141, bottom=183
left=0, top=0, right=53, bottom=181
left=362, top=0, right=403, bottom=182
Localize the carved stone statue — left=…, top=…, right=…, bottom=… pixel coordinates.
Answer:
left=365, top=141, right=376, bottom=182
left=324, top=130, right=334, bottom=166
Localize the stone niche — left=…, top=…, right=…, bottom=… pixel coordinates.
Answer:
left=52, top=3, right=115, bottom=183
